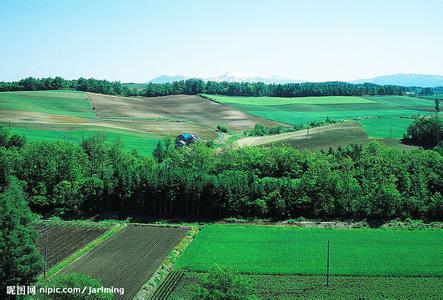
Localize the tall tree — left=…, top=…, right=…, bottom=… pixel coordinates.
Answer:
left=0, top=177, right=43, bottom=295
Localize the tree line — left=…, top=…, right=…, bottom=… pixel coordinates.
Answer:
left=1, top=76, right=438, bottom=98
left=0, top=128, right=441, bottom=222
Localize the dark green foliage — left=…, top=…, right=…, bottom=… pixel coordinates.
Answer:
left=0, top=178, right=43, bottom=295
left=0, top=76, right=426, bottom=98
left=192, top=265, right=255, bottom=300
left=0, top=133, right=442, bottom=221
left=37, top=273, right=112, bottom=299
left=216, top=125, right=229, bottom=133
left=405, top=116, right=442, bottom=147
left=0, top=126, right=26, bottom=149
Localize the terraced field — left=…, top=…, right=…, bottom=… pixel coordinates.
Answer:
left=61, top=225, right=189, bottom=299
left=205, top=94, right=437, bottom=138
left=34, top=223, right=109, bottom=268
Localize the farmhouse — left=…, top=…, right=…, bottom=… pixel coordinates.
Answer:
left=175, top=133, right=198, bottom=148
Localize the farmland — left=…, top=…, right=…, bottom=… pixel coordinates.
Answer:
left=61, top=225, right=189, bottom=299
left=168, top=224, right=443, bottom=298
left=176, top=225, right=443, bottom=276
left=234, top=122, right=370, bottom=150
left=204, top=94, right=438, bottom=138
left=0, top=90, right=286, bottom=154
left=34, top=222, right=109, bottom=268
left=168, top=271, right=443, bottom=299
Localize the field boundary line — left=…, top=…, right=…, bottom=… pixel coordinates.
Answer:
left=134, top=226, right=200, bottom=300
left=37, top=223, right=127, bottom=280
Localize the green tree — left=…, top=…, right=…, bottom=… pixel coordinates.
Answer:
left=0, top=178, right=43, bottom=295
left=192, top=264, right=255, bottom=300
left=405, top=116, right=442, bottom=147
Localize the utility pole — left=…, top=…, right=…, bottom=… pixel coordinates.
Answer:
left=44, top=230, right=48, bottom=278
left=326, top=240, right=330, bottom=286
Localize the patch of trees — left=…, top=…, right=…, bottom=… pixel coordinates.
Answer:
left=0, top=128, right=442, bottom=222
left=1, top=76, right=435, bottom=98
left=404, top=116, right=442, bottom=148
left=0, top=77, right=138, bottom=97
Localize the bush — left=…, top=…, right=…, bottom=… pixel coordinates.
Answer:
left=405, top=116, right=442, bottom=147
left=216, top=125, right=229, bottom=133
left=192, top=264, right=255, bottom=300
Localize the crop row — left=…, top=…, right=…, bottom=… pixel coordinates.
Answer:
left=61, top=225, right=189, bottom=299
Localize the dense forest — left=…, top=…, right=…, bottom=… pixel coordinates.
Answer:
left=1, top=128, right=442, bottom=222
left=0, top=76, right=439, bottom=98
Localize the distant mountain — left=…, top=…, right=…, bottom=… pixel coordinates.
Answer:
left=207, top=71, right=302, bottom=84
left=149, top=75, right=189, bottom=83
left=148, top=72, right=303, bottom=84
left=351, top=74, right=443, bottom=87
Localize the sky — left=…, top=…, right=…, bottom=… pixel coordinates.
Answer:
left=1, top=0, right=442, bottom=82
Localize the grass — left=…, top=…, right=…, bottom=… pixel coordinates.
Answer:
left=170, top=271, right=443, bottom=299
left=205, top=94, right=374, bottom=105
left=204, top=94, right=437, bottom=138
left=0, top=90, right=95, bottom=118
left=6, top=125, right=161, bottom=154
left=176, top=225, right=443, bottom=276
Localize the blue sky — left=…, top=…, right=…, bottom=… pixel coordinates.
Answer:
left=1, top=0, right=442, bottom=82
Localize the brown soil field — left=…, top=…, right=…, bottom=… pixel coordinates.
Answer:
left=88, top=93, right=283, bottom=131
left=61, top=225, right=189, bottom=299
left=235, top=122, right=370, bottom=150
left=35, top=223, right=109, bottom=268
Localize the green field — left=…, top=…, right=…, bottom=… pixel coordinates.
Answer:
left=7, top=126, right=160, bottom=154
left=207, top=95, right=374, bottom=105
left=0, top=90, right=160, bottom=154
left=0, top=90, right=95, bottom=118
left=169, top=271, right=443, bottom=299
left=176, top=225, right=443, bottom=276
left=205, top=95, right=437, bottom=138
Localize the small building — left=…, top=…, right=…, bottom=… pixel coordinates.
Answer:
left=175, top=133, right=198, bottom=148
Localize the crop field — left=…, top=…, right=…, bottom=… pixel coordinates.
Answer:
left=61, top=225, right=189, bottom=299
left=170, top=224, right=443, bottom=298
left=168, top=271, right=443, bottom=299
left=235, top=122, right=370, bottom=150
left=34, top=223, right=109, bottom=268
left=88, top=93, right=283, bottom=131
left=176, top=225, right=443, bottom=276
left=205, top=94, right=437, bottom=138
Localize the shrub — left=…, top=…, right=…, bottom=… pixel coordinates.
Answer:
left=192, top=265, right=255, bottom=300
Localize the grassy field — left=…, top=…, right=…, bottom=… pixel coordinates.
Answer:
left=7, top=125, right=160, bottom=154
left=0, top=90, right=95, bottom=118
left=176, top=225, right=443, bottom=276
left=205, top=94, right=437, bottom=138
